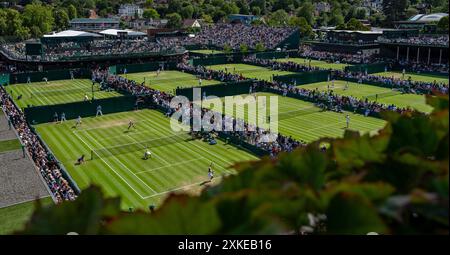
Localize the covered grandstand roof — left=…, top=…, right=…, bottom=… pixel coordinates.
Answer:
left=43, top=30, right=102, bottom=38
left=332, top=30, right=382, bottom=35
left=402, top=13, right=448, bottom=23
left=99, top=29, right=147, bottom=36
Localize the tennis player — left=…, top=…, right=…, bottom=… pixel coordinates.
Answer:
left=143, top=147, right=152, bottom=160
left=208, top=163, right=214, bottom=181
left=127, top=120, right=136, bottom=130
left=75, top=116, right=82, bottom=128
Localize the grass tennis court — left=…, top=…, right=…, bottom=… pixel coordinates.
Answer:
left=0, top=197, right=53, bottom=235
left=190, top=49, right=224, bottom=55
left=34, top=109, right=258, bottom=209
left=373, top=71, right=449, bottom=84
left=121, top=70, right=221, bottom=93
left=6, top=79, right=123, bottom=109
left=0, top=139, right=21, bottom=153
left=274, top=57, right=351, bottom=70
left=299, top=80, right=433, bottom=113
left=207, top=63, right=296, bottom=81
left=200, top=92, right=386, bottom=143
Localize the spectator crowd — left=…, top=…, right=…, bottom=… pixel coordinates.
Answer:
left=1, top=39, right=184, bottom=62
left=178, top=24, right=296, bottom=50
left=378, top=35, right=449, bottom=47
left=0, top=87, right=77, bottom=203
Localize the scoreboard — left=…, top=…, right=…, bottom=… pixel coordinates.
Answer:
left=25, top=42, right=43, bottom=56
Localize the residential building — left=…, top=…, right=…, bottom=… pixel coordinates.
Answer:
left=69, top=18, right=120, bottom=31
left=118, top=4, right=144, bottom=19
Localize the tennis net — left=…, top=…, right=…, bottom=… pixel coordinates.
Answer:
left=91, top=133, right=192, bottom=159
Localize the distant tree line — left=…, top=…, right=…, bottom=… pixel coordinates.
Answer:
left=1, top=0, right=448, bottom=40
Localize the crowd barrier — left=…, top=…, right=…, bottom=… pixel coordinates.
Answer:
left=24, top=95, right=138, bottom=124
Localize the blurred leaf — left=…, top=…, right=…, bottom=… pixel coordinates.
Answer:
left=102, top=195, right=221, bottom=234
left=20, top=186, right=120, bottom=235
left=326, top=192, right=388, bottom=234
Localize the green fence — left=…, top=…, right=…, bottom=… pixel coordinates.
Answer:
left=192, top=54, right=242, bottom=66
left=254, top=50, right=297, bottom=60
left=276, top=29, right=300, bottom=50
left=24, top=95, right=137, bottom=124
left=9, top=68, right=92, bottom=84
left=175, top=80, right=256, bottom=101
left=0, top=73, right=9, bottom=85
left=108, top=66, right=117, bottom=75
left=273, top=71, right=330, bottom=85
left=345, top=63, right=388, bottom=74
left=116, top=61, right=178, bottom=74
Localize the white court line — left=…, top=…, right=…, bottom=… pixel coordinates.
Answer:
left=72, top=117, right=156, bottom=133
left=82, top=131, right=158, bottom=196
left=85, top=129, right=160, bottom=142
left=142, top=176, right=226, bottom=199
left=22, top=84, right=46, bottom=105
left=72, top=131, right=146, bottom=199
left=124, top=132, right=171, bottom=165
left=147, top=116, right=234, bottom=175
left=134, top=157, right=205, bottom=175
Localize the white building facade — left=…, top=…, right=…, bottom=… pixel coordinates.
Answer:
left=118, top=4, right=143, bottom=19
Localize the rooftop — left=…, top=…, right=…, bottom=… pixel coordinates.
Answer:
left=43, top=30, right=102, bottom=38
left=400, top=13, right=448, bottom=23
left=99, top=29, right=147, bottom=36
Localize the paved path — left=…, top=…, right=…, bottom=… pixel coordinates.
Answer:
left=0, top=110, right=51, bottom=208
